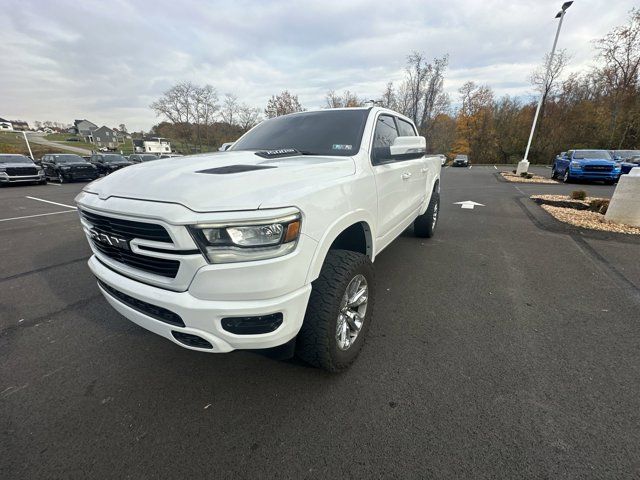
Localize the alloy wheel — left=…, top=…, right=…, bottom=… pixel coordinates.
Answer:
left=336, top=274, right=368, bottom=351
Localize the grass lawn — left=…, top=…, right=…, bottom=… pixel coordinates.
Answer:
left=44, top=133, right=95, bottom=150
left=0, top=132, right=81, bottom=158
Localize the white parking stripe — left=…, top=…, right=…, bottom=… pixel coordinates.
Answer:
left=25, top=196, right=76, bottom=209
left=494, top=165, right=497, bottom=169
left=47, top=183, right=61, bottom=187
left=0, top=210, right=76, bottom=223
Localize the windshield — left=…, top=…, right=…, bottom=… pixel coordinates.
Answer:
left=614, top=150, right=640, bottom=159
left=455, top=155, right=468, bottom=160
left=573, top=150, right=612, bottom=160
left=140, top=154, right=157, bottom=161
left=103, top=155, right=127, bottom=163
left=231, top=109, right=369, bottom=157
left=0, top=155, right=32, bottom=164
left=54, top=154, right=85, bottom=163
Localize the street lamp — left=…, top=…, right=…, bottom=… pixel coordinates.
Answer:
left=517, top=1, right=573, bottom=175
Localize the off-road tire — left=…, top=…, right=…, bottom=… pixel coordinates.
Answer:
left=295, top=249, right=375, bottom=372
left=414, top=190, right=440, bottom=238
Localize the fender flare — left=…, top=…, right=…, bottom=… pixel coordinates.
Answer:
left=305, top=209, right=375, bottom=283
left=420, top=176, right=440, bottom=215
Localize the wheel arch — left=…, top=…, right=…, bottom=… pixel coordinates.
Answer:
left=306, top=212, right=375, bottom=283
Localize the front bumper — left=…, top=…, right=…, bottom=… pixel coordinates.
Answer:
left=61, top=170, right=99, bottom=181
left=569, top=169, right=619, bottom=181
left=89, top=255, right=312, bottom=353
left=0, top=173, right=44, bottom=183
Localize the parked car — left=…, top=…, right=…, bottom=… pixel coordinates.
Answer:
left=41, top=154, right=99, bottom=183
left=89, top=153, right=133, bottom=175
left=612, top=150, right=640, bottom=175
left=219, top=142, right=235, bottom=152
left=158, top=153, right=183, bottom=159
left=129, top=153, right=159, bottom=163
left=75, top=107, right=442, bottom=371
left=452, top=154, right=469, bottom=167
left=0, top=153, right=46, bottom=186
left=552, top=150, right=621, bottom=184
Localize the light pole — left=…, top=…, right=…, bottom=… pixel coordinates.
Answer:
left=22, top=131, right=34, bottom=160
left=517, top=1, right=573, bottom=175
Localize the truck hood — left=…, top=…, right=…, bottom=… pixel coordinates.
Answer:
left=82, top=151, right=356, bottom=212
left=573, top=159, right=615, bottom=166
left=0, top=162, right=38, bottom=168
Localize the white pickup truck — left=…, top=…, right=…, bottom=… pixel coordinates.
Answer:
left=75, top=107, right=441, bottom=371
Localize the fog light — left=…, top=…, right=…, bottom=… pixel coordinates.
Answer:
left=221, top=313, right=283, bottom=335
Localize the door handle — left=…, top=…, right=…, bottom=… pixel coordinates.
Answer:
left=401, top=172, right=412, bottom=180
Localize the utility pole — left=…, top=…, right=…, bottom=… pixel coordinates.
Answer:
left=517, top=1, right=573, bottom=175
left=22, top=131, right=34, bottom=160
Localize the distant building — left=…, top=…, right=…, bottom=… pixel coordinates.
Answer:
left=133, top=137, right=172, bottom=154
left=69, top=119, right=98, bottom=137
left=0, top=117, right=12, bottom=131
left=92, top=126, right=119, bottom=150
left=8, top=119, right=30, bottom=131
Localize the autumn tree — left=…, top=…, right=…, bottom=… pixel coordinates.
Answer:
left=264, top=91, right=304, bottom=118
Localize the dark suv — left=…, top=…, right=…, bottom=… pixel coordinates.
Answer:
left=90, top=153, right=132, bottom=175
left=0, top=154, right=46, bottom=185
left=129, top=153, right=159, bottom=163
left=41, top=154, right=99, bottom=183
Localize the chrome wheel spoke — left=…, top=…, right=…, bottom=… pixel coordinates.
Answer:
left=335, top=274, right=368, bottom=351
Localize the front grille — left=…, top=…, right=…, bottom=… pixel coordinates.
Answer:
left=583, top=165, right=613, bottom=172
left=91, top=239, right=180, bottom=277
left=81, top=210, right=173, bottom=243
left=97, top=279, right=185, bottom=327
left=6, top=167, right=38, bottom=176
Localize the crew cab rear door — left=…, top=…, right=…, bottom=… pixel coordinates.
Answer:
left=370, top=114, right=425, bottom=240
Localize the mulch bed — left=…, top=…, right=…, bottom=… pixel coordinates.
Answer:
left=500, top=172, right=558, bottom=184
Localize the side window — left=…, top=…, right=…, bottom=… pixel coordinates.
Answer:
left=372, top=115, right=398, bottom=163
left=397, top=118, right=416, bottom=137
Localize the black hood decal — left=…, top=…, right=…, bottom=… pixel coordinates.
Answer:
left=196, top=164, right=277, bottom=174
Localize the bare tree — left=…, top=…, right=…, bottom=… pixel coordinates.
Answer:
left=378, top=82, right=397, bottom=110
left=238, top=105, right=261, bottom=132
left=325, top=90, right=363, bottom=108
left=118, top=123, right=128, bottom=133
left=264, top=91, right=304, bottom=118
left=530, top=49, right=570, bottom=98
left=220, top=93, right=240, bottom=126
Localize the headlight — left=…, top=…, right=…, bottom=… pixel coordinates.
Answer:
left=61, top=166, right=71, bottom=170
left=570, top=161, right=582, bottom=168
left=0, top=167, right=6, bottom=172
left=189, top=213, right=301, bottom=263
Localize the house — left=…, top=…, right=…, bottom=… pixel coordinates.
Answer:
left=69, top=119, right=98, bottom=137
left=132, top=137, right=172, bottom=154
left=0, top=117, right=12, bottom=131
left=8, top=119, right=30, bottom=131
left=92, top=126, right=119, bottom=150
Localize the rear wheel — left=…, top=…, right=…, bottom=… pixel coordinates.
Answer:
left=414, top=190, right=440, bottom=238
left=296, top=249, right=375, bottom=372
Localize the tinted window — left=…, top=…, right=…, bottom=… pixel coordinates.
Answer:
left=573, top=150, right=611, bottom=160
left=53, top=154, right=86, bottom=163
left=103, top=155, right=127, bottom=163
left=397, top=118, right=416, bottom=137
left=232, top=109, right=369, bottom=157
left=371, top=115, right=398, bottom=163
left=0, top=155, right=32, bottom=164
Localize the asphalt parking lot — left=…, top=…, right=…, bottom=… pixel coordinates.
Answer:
left=2, top=167, right=639, bottom=479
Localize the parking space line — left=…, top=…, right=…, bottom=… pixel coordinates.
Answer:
left=48, top=183, right=61, bottom=187
left=0, top=210, right=76, bottom=223
left=25, top=196, right=76, bottom=209
left=494, top=165, right=497, bottom=169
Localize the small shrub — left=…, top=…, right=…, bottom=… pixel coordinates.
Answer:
left=526, top=173, right=534, bottom=179
left=589, top=199, right=609, bottom=214
left=570, top=190, right=587, bottom=200
left=512, top=169, right=517, bottom=174
left=520, top=172, right=528, bottom=177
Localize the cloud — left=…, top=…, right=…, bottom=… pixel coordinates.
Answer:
left=1, top=0, right=636, bottom=130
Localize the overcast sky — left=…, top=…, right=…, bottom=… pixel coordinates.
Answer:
left=1, top=0, right=636, bottom=131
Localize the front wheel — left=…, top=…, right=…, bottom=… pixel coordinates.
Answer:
left=563, top=169, right=571, bottom=183
left=414, top=190, right=440, bottom=238
left=57, top=172, right=66, bottom=184
left=296, top=249, right=375, bottom=372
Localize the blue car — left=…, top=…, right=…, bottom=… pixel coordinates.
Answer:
left=551, top=149, right=620, bottom=184
left=612, top=150, right=640, bottom=175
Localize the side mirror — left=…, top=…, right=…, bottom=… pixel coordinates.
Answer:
left=373, top=136, right=426, bottom=163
